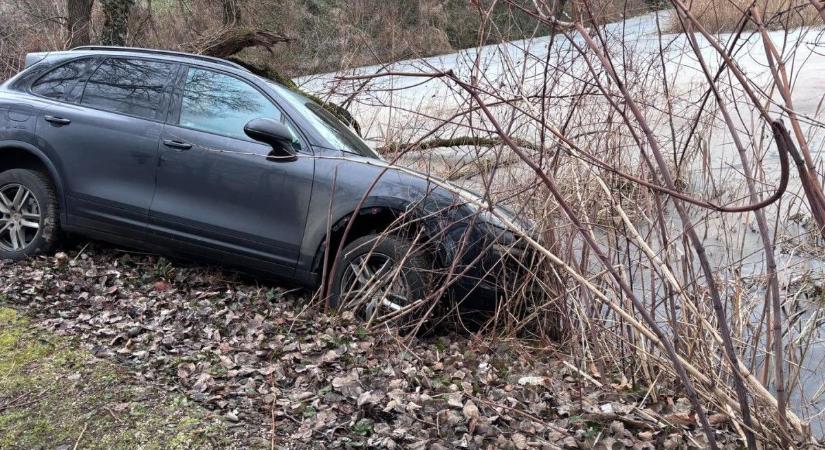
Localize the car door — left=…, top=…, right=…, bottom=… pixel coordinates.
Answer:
left=149, top=66, right=315, bottom=274
left=33, top=57, right=177, bottom=238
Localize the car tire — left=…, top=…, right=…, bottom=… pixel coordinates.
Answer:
left=0, top=169, right=60, bottom=261
left=329, top=233, right=433, bottom=328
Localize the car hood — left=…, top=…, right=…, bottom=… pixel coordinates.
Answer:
left=332, top=151, right=534, bottom=235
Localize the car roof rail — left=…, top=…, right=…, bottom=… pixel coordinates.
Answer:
left=70, top=46, right=248, bottom=71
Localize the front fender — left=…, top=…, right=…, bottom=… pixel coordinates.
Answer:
left=0, top=139, right=66, bottom=220
left=296, top=154, right=472, bottom=283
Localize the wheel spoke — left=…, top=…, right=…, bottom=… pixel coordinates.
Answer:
left=373, top=259, right=392, bottom=277
left=12, top=187, right=29, bottom=209
left=349, top=261, right=371, bottom=286
left=0, top=185, right=41, bottom=251
left=15, top=226, right=26, bottom=248
left=20, top=219, right=39, bottom=229
left=8, top=225, right=20, bottom=249
left=364, top=260, right=394, bottom=297
left=341, top=250, right=414, bottom=324
left=0, top=192, right=12, bottom=213
left=362, top=261, right=376, bottom=279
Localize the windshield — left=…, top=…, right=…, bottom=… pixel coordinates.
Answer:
left=268, top=83, right=380, bottom=159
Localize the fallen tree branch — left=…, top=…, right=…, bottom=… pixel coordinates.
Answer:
left=377, top=136, right=541, bottom=153
left=190, top=27, right=293, bottom=58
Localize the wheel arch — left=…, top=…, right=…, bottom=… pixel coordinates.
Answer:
left=310, top=199, right=441, bottom=277
left=0, top=140, right=65, bottom=216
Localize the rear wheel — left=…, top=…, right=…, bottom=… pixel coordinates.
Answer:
left=329, top=234, right=433, bottom=329
left=0, top=169, right=60, bottom=261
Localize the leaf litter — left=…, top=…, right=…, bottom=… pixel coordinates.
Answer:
left=0, top=243, right=743, bottom=449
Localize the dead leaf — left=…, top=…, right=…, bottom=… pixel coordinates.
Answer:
left=462, top=400, right=480, bottom=420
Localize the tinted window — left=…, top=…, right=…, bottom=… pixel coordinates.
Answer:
left=31, top=58, right=95, bottom=102
left=179, top=68, right=283, bottom=141
left=81, top=58, right=175, bottom=120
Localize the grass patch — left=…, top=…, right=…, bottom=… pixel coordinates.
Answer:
left=0, top=307, right=231, bottom=449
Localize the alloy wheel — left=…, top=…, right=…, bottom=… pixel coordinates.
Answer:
left=0, top=184, right=41, bottom=251
left=340, top=252, right=412, bottom=322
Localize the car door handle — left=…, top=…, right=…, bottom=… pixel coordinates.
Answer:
left=44, top=115, right=71, bottom=125
left=162, top=139, right=192, bottom=150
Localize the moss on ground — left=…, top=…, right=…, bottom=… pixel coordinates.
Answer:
left=0, top=306, right=231, bottom=449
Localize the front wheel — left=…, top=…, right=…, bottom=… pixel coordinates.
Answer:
left=329, top=233, right=433, bottom=329
left=0, top=169, right=60, bottom=261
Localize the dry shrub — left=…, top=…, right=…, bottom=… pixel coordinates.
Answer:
left=0, top=0, right=65, bottom=78
left=303, top=0, right=825, bottom=443
left=670, top=0, right=820, bottom=32
left=571, top=0, right=659, bottom=25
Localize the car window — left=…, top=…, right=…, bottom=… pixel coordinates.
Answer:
left=268, top=82, right=379, bottom=159
left=81, top=58, right=175, bottom=120
left=30, top=58, right=95, bottom=102
left=179, top=68, right=285, bottom=142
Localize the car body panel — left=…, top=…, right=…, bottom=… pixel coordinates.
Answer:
left=151, top=122, right=315, bottom=272
left=299, top=151, right=436, bottom=270
left=0, top=47, right=528, bottom=309
left=35, top=98, right=165, bottom=238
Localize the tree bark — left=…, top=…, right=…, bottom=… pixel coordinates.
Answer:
left=101, top=0, right=134, bottom=46
left=194, top=28, right=291, bottom=59
left=222, top=0, right=242, bottom=26
left=66, top=0, right=94, bottom=48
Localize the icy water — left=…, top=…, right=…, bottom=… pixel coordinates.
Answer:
left=295, top=11, right=825, bottom=436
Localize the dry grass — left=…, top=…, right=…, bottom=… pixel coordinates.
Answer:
left=670, top=0, right=821, bottom=32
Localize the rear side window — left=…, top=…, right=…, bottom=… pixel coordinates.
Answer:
left=81, top=58, right=175, bottom=120
left=30, top=58, right=95, bottom=102
left=178, top=68, right=283, bottom=141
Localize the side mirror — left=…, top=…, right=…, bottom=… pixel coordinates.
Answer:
left=244, top=118, right=298, bottom=161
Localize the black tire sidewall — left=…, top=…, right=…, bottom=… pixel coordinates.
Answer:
left=328, top=234, right=431, bottom=315
left=0, top=169, right=58, bottom=260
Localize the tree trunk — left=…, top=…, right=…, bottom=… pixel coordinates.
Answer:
left=222, top=0, right=242, bottom=26
left=66, top=0, right=94, bottom=48
left=101, top=0, right=134, bottom=46
left=553, top=0, right=568, bottom=19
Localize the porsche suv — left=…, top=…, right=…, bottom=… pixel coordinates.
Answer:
left=0, top=47, right=535, bottom=318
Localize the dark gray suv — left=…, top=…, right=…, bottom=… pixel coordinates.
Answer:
left=0, top=47, right=534, bottom=318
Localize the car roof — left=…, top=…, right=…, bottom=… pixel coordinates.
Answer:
left=27, top=46, right=249, bottom=73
